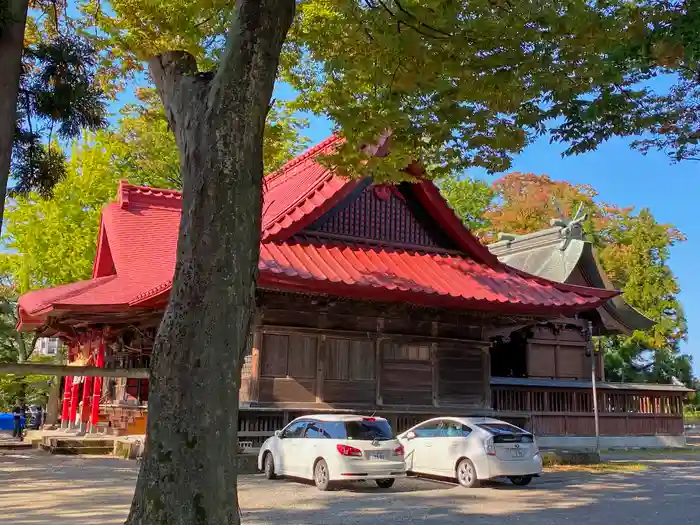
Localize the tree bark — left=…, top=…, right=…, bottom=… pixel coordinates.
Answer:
left=0, top=0, right=28, bottom=234
left=125, top=1, right=295, bottom=524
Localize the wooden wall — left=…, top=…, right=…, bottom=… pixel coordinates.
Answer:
left=526, top=324, right=603, bottom=380
left=242, top=327, right=490, bottom=412
left=238, top=293, right=493, bottom=412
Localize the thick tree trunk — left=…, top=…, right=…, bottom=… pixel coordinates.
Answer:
left=125, top=1, right=295, bottom=524
left=0, top=0, right=28, bottom=234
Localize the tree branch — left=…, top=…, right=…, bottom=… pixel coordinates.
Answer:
left=208, top=0, right=296, bottom=123
left=393, top=0, right=452, bottom=37
left=26, top=333, right=39, bottom=361
left=147, top=51, right=201, bottom=134
left=374, top=0, right=450, bottom=39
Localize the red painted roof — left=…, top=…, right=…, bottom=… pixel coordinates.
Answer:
left=257, top=241, right=615, bottom=312
left=17, top=137, right=619, bottom=330
left=262, top=135, right=363, bottom=241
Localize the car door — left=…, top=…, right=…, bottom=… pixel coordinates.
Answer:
left=433, top=421, right=473, bottom=476
left=278, top=419, right=309, bottom=476
left=405, top=420, right=441, bottom=475
left=301, top=420, right=330, bottom=479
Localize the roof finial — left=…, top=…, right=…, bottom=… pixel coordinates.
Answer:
left=549, top=198, right=587, bottom=250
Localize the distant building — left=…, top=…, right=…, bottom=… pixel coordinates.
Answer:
left=34, top=337, right=61, bottom=357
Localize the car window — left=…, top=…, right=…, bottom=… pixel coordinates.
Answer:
left=305, top=422, right=331, bottom=439
left=345, top=419, right=393, bottom=441
left=413, top=421, right=441, bottom=438
left=438, top=421, right=471, bottom=438
left=282, top=420, right=308, bottom=438
left=321, top=422, right=347, bottom=439
left=477, top=422, right=528, bottom=435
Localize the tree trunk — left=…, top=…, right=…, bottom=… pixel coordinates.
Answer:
left=45, top=376, right=61, bottom=427
left=125, top=1, right=295, bottom=524
left=0, top=0, right=28, bottom=234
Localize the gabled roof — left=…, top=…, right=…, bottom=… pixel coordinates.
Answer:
left=488, top=221, right=653, bottom=335
left=17, top=137, right=619, bottom=331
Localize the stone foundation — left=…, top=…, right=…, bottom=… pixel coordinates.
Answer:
left=537, top=434, right=687, bottom=450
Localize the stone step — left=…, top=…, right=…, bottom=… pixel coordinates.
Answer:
left=45, top=438, right=114, bottom=448
left=0, top=441, right=33, bottom=450
left=40, top=443, right=114, bottom=455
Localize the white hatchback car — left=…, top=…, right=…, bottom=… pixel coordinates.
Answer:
left=258, top=414, right=406, bottom=490
left=398, top=417, right=542, bottom=487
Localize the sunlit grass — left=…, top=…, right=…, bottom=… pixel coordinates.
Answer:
left=545, top=461, right=647, bottom=474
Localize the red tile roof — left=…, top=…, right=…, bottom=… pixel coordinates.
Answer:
left=257, top=241, right=615, bottom=312
left=17, top=137, right=619, bottom=330
left=262, top=135, right=363, bottom=241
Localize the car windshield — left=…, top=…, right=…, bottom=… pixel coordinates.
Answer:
left=477, top=422, right=529, bottom=435
left=345, top=419, right=393, bottom=441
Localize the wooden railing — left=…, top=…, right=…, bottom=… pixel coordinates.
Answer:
left=492, top=386, right=684, bottom=416
left=492, top=385, right=685, bottom=436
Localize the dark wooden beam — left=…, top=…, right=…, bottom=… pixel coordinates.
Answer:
left=0, top=363, right=149, bottom=378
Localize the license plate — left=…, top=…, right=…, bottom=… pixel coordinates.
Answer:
left=510, top=449, right=525, bottom=458
left=368, top=451, right=385, bottom=460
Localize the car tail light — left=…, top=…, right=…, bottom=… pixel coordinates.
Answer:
left=394, top=444, right=404, bottom=457
left=485, top=437, right=497, bottom=457
left=362, top=417, right=376, bottom=422
left=337, top=444, right=363, bottom=457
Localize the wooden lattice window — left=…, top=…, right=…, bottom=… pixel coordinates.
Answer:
left=384, top=343, right=431, bottom=362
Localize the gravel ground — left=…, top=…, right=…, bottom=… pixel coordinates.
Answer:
left=1, top=449, right=699, bottom=525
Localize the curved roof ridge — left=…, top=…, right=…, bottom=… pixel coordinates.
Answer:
left=118, top=180, right=183, bottom=209
left=264, top=135, right=343, bottom=190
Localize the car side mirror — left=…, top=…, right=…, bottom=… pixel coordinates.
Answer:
left=406, top=431, right=416, bottom=440
left=274, top=430, right=282, bottom=438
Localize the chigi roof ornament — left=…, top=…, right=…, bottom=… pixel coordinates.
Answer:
left=551, top=200, right=587, bottom=251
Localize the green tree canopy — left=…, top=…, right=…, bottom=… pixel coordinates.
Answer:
left=438, top=176, right=494, bottom=233
left=549, top=0, right=700, bottom=164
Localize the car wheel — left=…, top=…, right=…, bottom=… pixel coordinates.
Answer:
left=263, top=452, right=277, bottom=480
left=314, top=459, right=332, bottom=491
left=456, top=458, right=479, bottom=488
left=509, top=475, right=533, bottom=487
left=375, top=478, right=395, bottom=489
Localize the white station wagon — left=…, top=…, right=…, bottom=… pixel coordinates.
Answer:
left=398, top=417, right=542, bottom=487
left=258, top=414, right=406, bottom=490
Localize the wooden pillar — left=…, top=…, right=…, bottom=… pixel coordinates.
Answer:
left=60, top=376, right=73, bottom=429
left=69, top=377, right=80, bottom=428
left=315, top=335, right=325, bottom=403
left=249, top=329, right=262, bottom=403
left=79, top=376, right=94, bottom=430
left=79, top=340, right=94, bottom=432
left=482, top=343, right=491, bottom=409
left=90, top=339, right=106, bottom=432
left=375, top=318, right=384, bottom=408
left=430, top=322, right=439, bottom=408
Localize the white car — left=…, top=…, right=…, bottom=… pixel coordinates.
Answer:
left=258, top=414, right=406, bottom=490
left=398, top=417, right=542, bottom=488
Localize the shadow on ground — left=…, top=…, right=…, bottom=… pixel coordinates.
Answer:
left=1, top=449, right=699, bottom=525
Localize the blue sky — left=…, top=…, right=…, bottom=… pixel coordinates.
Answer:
left=112, top=81, right=698, bottom=374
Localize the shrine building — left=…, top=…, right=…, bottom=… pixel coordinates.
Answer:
left=16, top=136, right=689, bottom=449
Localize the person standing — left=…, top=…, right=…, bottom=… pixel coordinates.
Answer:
left=11, top=401, right=23, bottom=440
